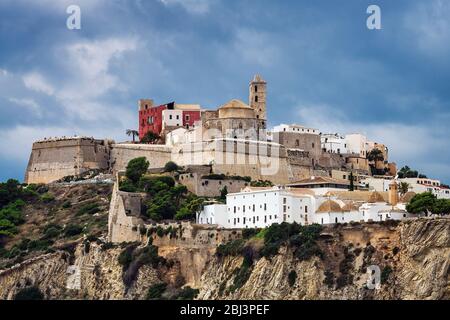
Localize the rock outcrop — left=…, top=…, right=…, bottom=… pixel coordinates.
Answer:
left=0, top=218, right=448, bottom=300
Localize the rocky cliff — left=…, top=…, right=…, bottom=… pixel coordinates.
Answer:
left=0, top=217, right=448, bottom=300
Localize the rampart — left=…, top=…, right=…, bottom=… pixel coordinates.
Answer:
left=24, top=137, right=112, bottom=184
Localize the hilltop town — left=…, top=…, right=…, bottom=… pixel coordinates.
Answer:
left=23, top=75, right=449, bottom=237
left=0, top=75, right=449, bottom=300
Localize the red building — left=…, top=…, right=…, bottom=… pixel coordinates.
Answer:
left=138, top=99, right=201, bottom=140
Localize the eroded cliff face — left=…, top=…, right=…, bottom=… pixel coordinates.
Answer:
left=198, top=219, right=449, bottom=300
left=0, top=218, right=448, bottom=300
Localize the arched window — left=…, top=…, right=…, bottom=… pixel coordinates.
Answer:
left=255, top=95, right=258, bottom=102
left=255, top=85, right=258, bottom=92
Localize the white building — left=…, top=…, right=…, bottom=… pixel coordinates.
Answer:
left=359, top=176, right=393, bottom=192
left=197, top=185, right=417, bottom=229
left=197, top=203, right=227, bottom=226
left=321, top=133, right=348, bottom=154
left=398, top=178, right=450, bottom=199
left=345, top=133, right=369, bottom=157
left=271, top=124, right=319, bottom=135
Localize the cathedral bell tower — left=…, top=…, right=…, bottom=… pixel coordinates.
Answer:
left=249, top=75, right=267, bottom=126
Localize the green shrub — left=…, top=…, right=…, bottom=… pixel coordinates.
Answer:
left=64, top=224, right=83, bottom=237
left=27, top=239, right=53, bottom=252
left=14, top=286, right=44, bottom=300
left=216, top=239, right=245, bottom=257
left=125, top=157, right=149, bottom=184
left=288, top=270, right=297, bottom=287
left=172, top=286, right=199, bottom=300
left=119, top=178, right=138, bottom=192
left=260, top=223, right=323, bottom=261
left=229, top=261, right=252, bottom=293
left=164, top=161, right=180, bottom=172
left=146, top=283, right=167, bottom=300
left=40, top=193, right=55, bottom=203
left=77, top=202, right=100, bottom=215
left=42, top=224, right=62, bottom=240
left=381, top=266, right=393, bottom=284
left=62, top=201, right=71, bottom=209
left=242, top=228, right=260, bottom=239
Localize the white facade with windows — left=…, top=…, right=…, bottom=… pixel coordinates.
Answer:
left=162, top=109, right=183, bottom=128
left=321, top=133, right=348, bottom=154
left=196, top=186, right=418, bottom=229
left=272, top=124, right=319, bottom=135
left=398, top=178, right=450, bottom=199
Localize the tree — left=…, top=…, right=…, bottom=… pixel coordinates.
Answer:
left=348, top=172, right=355, bottom=191
left=219, top=186, right=228, bottom=202
left=406, top=192, right=436, bottom=215
left=126, top=129, right=139, bottom=143
left=432, top=199, right=450, bottom=215
left=399, top=182, right=410, bottom=195
left=141, top=131, right=160, bottom=144
left=125, top=157, right=149, bottom=184
left=397, top=166, right=422, bottom=179
left=164, top=161, right=179, bottom=172
left=367, top=149, right=384, bottom=162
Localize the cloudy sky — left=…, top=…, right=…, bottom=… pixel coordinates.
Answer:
left=0, top=0, right=449, bottom=183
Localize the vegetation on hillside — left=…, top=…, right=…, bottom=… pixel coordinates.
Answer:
left=0, top=180, right=111, bottom=269
left=0, top=180, right=39, bottom=240
left=216, top=223, right=323, bottom=295
left=406, top=192, right=450, bottom=215
left=119, top=158, right=204, bottom=221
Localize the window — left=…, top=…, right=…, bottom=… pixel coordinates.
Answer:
left=305, top=206, right=308, bottom=213
left=312, top=142, right=315, bottom=148
left=255, top=85, right=258, bottom=92
left=283, top=206, right=286, bottom=213
left=264, top=203, right=267, bottom=210
left=169, top=115, right=173, bottom=120
left=234, top=206, right=236, bottom=213
left=295, top=139, right=299, bottom=147
left=264, top=216, right=267, bottom=223
left=176, top=115, right=179, bottom=120
left=185, top=115, right=190, bottom=121
left=283, top=198, right=287, bottom=204
left=252, top=204, right=255, bottom=212
left=255, top=96, right=258, bottom=102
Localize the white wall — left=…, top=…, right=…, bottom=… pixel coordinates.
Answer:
left=321, top=134, right=348, bottom=154
left=162, top=109, right=183, bottom=127
left=197, top=187, right=420, bottom=229
left=398, top=178, right=450, bottom=199
left=272, top=124, right=319, bottom=135
left=196, top=204, right=228, bottom=226
left=360, top=177, right=392, bottom=192
left=345, top=134, right=367, bottom=157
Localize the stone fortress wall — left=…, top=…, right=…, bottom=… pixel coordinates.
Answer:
left=24, top=137, right=111, bottom=184
left=24, top=135, right=365, bottom=185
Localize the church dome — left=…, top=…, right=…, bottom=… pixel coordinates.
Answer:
left=368, top=191, right=385, bottom=203
left=218, top=99, right=255, bottom=119
left=316, top=200, right=343, bottom=213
